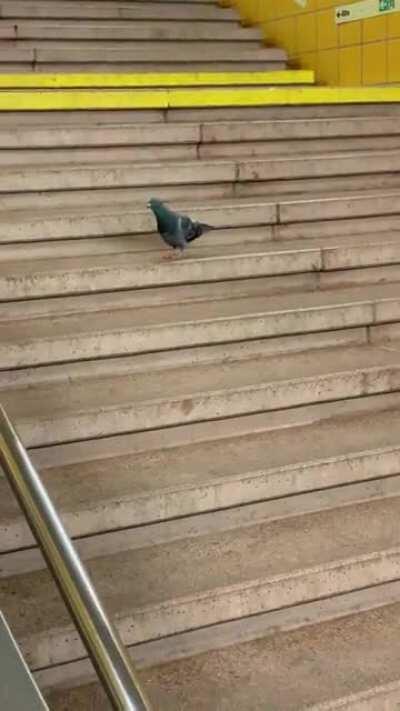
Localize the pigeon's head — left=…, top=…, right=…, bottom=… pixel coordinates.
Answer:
left=148, top=197, right=165, bottom=214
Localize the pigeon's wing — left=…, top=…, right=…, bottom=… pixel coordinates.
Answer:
left=184, top=219, right=215, bottom=244
left=150, top=201, right=213, bottom=250
left=152, top=205, right=185, bottom=249
left=162, top=215, right=188, bottom=250
left=178, top=214, right=200, bottom=241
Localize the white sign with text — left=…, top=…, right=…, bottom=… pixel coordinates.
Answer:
left=336, top=0, right=399, bottom=23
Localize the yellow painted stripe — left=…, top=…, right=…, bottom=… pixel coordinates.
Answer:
left=0, top=86, right=400, bottom=111
left=0, top=70, right=314, bottom=89
left=0, top=90, right=168, bottom=111
left=169, top=86, right=400, bottom=107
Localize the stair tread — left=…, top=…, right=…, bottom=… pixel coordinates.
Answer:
left=41, top=591, right=400, bottom=709
left=0, top=1, right=238, bottom=21
left=3, top=184, right=400, bottom=245
left=2, top=185, right=399, bottom=220
left=3, top=45, right=283, bottom=64
left=0, top=150, right=398, bottom=196
left=0, top=192, right=277, bottom=216
left=0, top=147, right=396, bottom=172
left=139, top=600, right=400, bottom=710
left=2, top=485, right=400, bottom=668
left=6, top=19, right=261, bottom=41
left=2, top=139, right=399, bottom=169
left=2, top=282, right=399, bottom=342
left=0, top=233, right=280, bottom=264
left=1, top=116, right=400, bottom=150
left=0, top=231, right=397, bottom=271
left=3, top=279, right=400, bottom=368
left=2, top=392, right=400, bottom=550
left=2, top=337, right=400, bottom=446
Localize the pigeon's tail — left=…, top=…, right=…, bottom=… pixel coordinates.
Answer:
left=186, top=222, right=215, bottom=243
left=199, top=223, right=214, bottom=234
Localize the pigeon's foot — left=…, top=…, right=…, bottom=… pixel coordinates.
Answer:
left=162, top=250, right=185, bottom=261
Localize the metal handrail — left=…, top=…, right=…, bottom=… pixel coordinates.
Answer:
left=0, top=405, right=150, bottom=711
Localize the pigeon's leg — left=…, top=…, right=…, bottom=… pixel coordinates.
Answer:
left=161, top=244, right=178, bottom=260
left=163, top=247, right=185, bottom=261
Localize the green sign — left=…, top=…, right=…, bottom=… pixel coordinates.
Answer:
left=380, top=0, right=395, bottom=10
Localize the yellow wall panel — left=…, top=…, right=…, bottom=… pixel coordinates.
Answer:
left=297, top=12, right=318, bottom=52
left=363, top=41, right=387, bottom=84
left=339, top=19, right=362, bottom=46
left=388, top=39, right=400, bottom=81
left=317, top=48, right=339, bottom=84
left=231, top=0, right=400, bottom=86
left=339, top=45, right=362, bottom=85
left=363, top=15, right=387, bottom=43
left=388, top=12, right=400, bottom=38
left=317, top=9, right=339, bottom=49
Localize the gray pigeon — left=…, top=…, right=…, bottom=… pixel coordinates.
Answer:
left=148, top=198, right=214, bottom=257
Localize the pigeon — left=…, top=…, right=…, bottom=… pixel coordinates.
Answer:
left=148, top=198, right=214, bottom=258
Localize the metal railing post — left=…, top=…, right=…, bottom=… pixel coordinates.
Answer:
left=0, top=405, right=150, bottom=711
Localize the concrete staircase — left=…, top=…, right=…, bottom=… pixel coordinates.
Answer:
left=3, top=2, right=400, bottom=710
left=0, top=0, right=287, bottom=72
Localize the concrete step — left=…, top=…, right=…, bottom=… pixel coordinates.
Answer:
left=0, top=150, right=396, bottom=194
left=2, top=392, right=400, bottom=555
left=2, top=281, right=400, bottom=369
left=168, top=103, right=400, bottom=121
left=0, top=44, right=286, bottom=73
left=0, top=158, right=237, bottom=192
left=4, top=172, right=400, bottom=217
left=2, top=105, right=400, bottom=131
left=3, top=483, right=400, bottom=670
left=3, top=250, right=400, bottom=309
left=23, top=584, right=400, bottom=699
left=0, top=142, right=202, bottom=166
left=0, top=197, right=277, bottom=242
left=1, top=105, right=400, bottom=132
left=0, top=181, right=237, bottom=212
left=201, top=134, right=400, bottom=159
left=8, top=41, right=274, bottom=62
left=2, top=233, right=400, bottom=300
left=3, top=132, right=400, bottom=167
left=2, top=174, right=400, bottom=217
left=44, top=592, right=400, bottom=710
left=0, top=115, right=399, bottom=150
left=0, top=240, right=312, bottom=298
left=275, top=212, right=400, bottom=243
left=0, top=226, right=271, bottom=261
left=0, top=61, right=286, bottom=73
left=0, top=2, right=238, bottom=21
left=3, top=334, right=400, bottom=446
left=280, top=188, right=400, bottom=224
left=203, top=115, right=400, bottom=142
left=236, top=149, right=400, bottom=183
left=0, top=120, right=202, bottom=149
left=5, top=20, right=261, bottom=42
left=237, top=173, right=400, bottom=201
left=0, top=109, right=166, bottom=126
left=3, top=186, right=400, bottom=243
left=15, top=140, right=389, bottom=169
